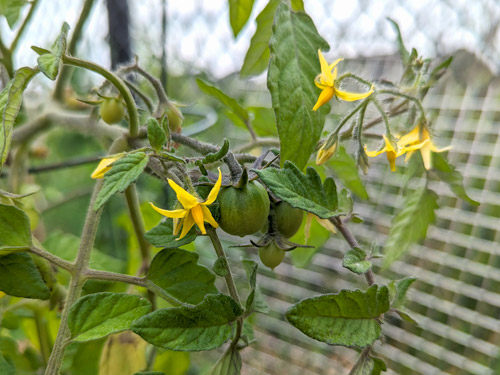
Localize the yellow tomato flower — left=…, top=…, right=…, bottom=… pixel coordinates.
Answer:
left=0, top=291, right=5, bottom=298
left=313, top=50, right=374, bottom=111
left=364, top=135, right=428, bottom=172
left=316, top=137, right=337, bottom=166
left=304, top=213, right=336, bottom=243
left=150, top=169, right=222, bottom=239
left=91, top=155, right=123, bottom=179
left=397, top=126, right=451, bottom=170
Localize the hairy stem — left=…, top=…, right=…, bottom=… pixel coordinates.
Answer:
left=53, top=0, right=96, bottom=100
left=10, top=0, right=40, bottom=53
left=44, top=179, right=104, bottom=375
left=331, top=217, right=375, bottom=286
left=62, top=54, right=139, bottom=137
left=206, top=228, right=243, bottom=346
left=29, top=246, right=74, bottom=273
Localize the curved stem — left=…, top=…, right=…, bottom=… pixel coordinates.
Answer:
left=330, top=217, right=375, bottom=286
left=124, top=185, right=151, bottom=266
left=336, top=73, right=373, bottom=89
left=53, top=0, right=96, bottom=100
left=62, top=54, right=139, bottom=137
left=10, top=0, right=40, bottom=53
left=378, top=89, right=427, bottom=123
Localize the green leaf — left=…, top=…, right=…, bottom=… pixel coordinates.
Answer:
left=382, top=187, right=438, bottom=269
left=285, top=285, right=390, bottom=348
left=196, top=79, right=248, bottom=124
left=395, top=309, right=417, bottom=324
left=146, top=248, right=218, bottom=305
left=68, top=293, right=152, bottom=342
left=202, top=139, right=229, bottom=164
left=228, top=0, right=255, bottom=37
left=267, top=2, right=329, bottom=169
left=0, top=352, right=14, bottom=375
left=1, top=67, right=38, bottom=169
left=147, top=117, right=166, bottom=153
left=290, top=0, right=305, bottom=11
left=209, top=346, right=242, bottom=375
left=328, top=146, right=368, bottom=200
left=0, top=204, right=32, bottom=254
left=388, top=277, right=416, bottom=309
left=0, top=253, right=50, bottom=299
left=132, top=294, right=243, bottom=351
left=145, top=220, right=197, bottom=249
left=254, top=161, right=338, bottom=219
left=213, top=257, right=229, bottom=277
left=290, top=217, right=330, bottom=267
left=387, top=18, right=409, bottom=66
left=242, top=259, right=269, bottom=313
left=349, top=353, right=387, bottom=375
left=0, top=0, right=27, bottom=28
left=432, top=153, right=479, bottom=205
left=134, top=372, right=165, bottom=375
left=68, top=339, right=106, bottom=375
left=36, top=22, right=70, bottom=80
left=240, top=0, right=280, bottom=77
left=343, top=247, right=371, bottom=275
left=95, top=152, right=150, bottom=210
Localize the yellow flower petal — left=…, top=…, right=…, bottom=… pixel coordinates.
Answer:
left=387, top=152, right=397, bottom=171
left=316, top=142, right=337, bottom=166
left=364, top=145, right=387, bottom=157
left=178, top=211, right=195, bottom=239
left=397, top=126, right=420, bottom=146
left=201, top=205, right=219, bottom=228
left=313, top=87, right=335, bottom=111
left=316, top=217, right=337, bottom=234
left=173, top=217, right=182, bottom=235
left=167, top=179, right=199, bottom=209
left=334, top=85, right=374, bottom=102
left=420, top=144, right=432, bottom=170
left=191, top=204, right=206, bottom=234
left=203, top=168, right=222, bottom=206
left=318, top=50, right=331, bottom=78
left=91, top=155, right=122, bottom=179
left=149, top=202, right=187, bottom=218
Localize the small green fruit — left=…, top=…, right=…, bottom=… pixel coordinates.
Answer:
left=275, top=202, right=303, bottom=238
left=218, top=182, right=270, bottom=237
left=100, top=97, right=125, bottom=124
left=259, top=242, right=285, bottom=270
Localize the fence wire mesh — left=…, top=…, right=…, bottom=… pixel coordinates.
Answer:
left=3, top=0, right=500, bottom=374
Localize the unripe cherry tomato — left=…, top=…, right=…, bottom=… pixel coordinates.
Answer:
left=259, top=242, right=286, bottom=270
left=275, top=202, right=303, bottom=238
left=100, top=97, right=125, bottom=124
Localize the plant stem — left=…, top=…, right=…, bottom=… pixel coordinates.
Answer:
left=34, top=308, right=51, bottom=366
left=349, top=346, right=372, bottom=373
left=83, top=269, right=145, bottom=286
left=53, top=0, right=96, bottom=100
left=235, top=137, right=280, bottom=153
left=44, top=179, right=105, bottom=375
left=331, top=217, right=375, bottom=286
left=10, top=0, right=40, bottom=53
left=29, top=246, right=75, bottom=273
left=124, top=184, right=151, bottom=266
left=62, top=54, right=139, bottom=137
left=206, top=228, right=243, bottom=346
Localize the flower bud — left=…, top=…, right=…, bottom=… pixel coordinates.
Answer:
left=316, top=134, right=338, bottom=165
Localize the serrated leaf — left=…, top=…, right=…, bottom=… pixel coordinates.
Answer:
left=432, top=153, right=478, bottom=205
left=209, top=346, right=242, bottom=375
left=0, top=0, right=26, bottom=28
left=285, top=285, right=389, bottom=348
left=382, top=187, right=438, bottom=269
left=343, top=247, right=372, bottom=275
left=349, top=353, right=387, bottom=375
left=268, top=2, right=329, bottom=169
left=0, top=204, right=32, bottom=255
left=1, top=67, right=38, bottom=169
left=254, top=161, right=338, bottom=219
left=0, top=252, right=50, bottom=299
left=145, top=220, right=197, bottom=249
left=95, top=152, right=149, bottom=210
left=388, top=277, right=416, bottom=309
left=328, top=146, right=368, bottom=200
left=387, top=18, right=409, bottom=66
left=147, top=117, right=166, bottom=152
left=240, top=0, right=280, bottom=77
left=37, top=22, right=70, bottom=80
left=196, top=79, right=248, bottom=124
left=146, top=248, right=218, bottom=305
left=242, top=259, right=269, bottom=313
left=68, top=293, right=152, bottom=341
left=132, top=294, right=243, bottom=351
left=228, top=0, right=255, bottom=37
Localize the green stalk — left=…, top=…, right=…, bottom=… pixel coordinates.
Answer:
left=62, top=54, right=139, bottom=137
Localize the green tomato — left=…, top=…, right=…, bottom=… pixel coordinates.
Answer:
left=100, top=97, right=125, bottom=124
left=218, top=182, right=270, bottom=237
left=259, top=242, right=286, bottom=270
left=166, top=101, right=184, bottom=132
left=275, top=202, right=304, bottom=238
